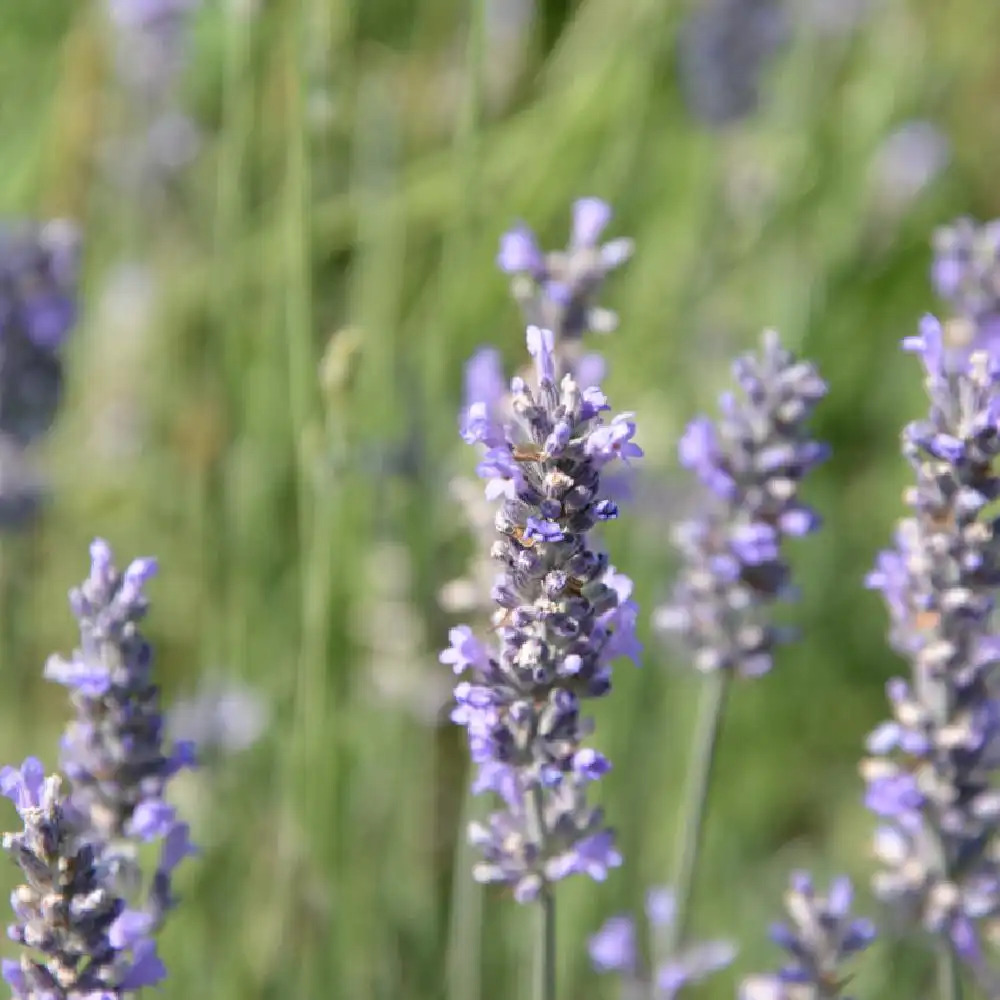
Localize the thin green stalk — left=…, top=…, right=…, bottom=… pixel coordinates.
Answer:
left=537, top=888, right=556, bottom=1000
left=525, top=784, right=556, bottom=1000
left=212, top=0, right=254, bottom=673
left=937, top=943, right=962, bottom=1000
left=665, top=669, right=731, bottom=956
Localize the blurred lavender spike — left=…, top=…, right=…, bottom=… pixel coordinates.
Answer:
left=45, top=539, right=198, bottom=929
left=103, top=0, right=203, bottom=196
left=0, top=220, right=81, bottom=447
left=169, top=678, right=270, bottom=757
left=589, top=885, right=735, bottom=998
left=863, top=316, right=1000, bottom=983
left=677, top=0, right=789, bottom=128
left=442, top=325, right=641, bottom=902
left=931, top=217, right=1000, bottom=361
left=740, top=872, right=875, bottom=1000
left=653, top=329, right=829, bottom=677
left=0, top=758, right=167, bottom=999
left=869, top=121, right=950, bottom=218
left=497, top=197, right=633, bottom=343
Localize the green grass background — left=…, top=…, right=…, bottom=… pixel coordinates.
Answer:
left=2, top=0, right=1000, bottom=997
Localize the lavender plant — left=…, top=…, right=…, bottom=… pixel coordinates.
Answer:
left=44, top=540, right=198, bottom=929
left=931, top=218, right=1000, bottom=359
left=0, top=540, right=194, bottom=996
left=442, top=324, right=642, bottom=997
left=863, top=315, right=1000, bottom=993
left=0, top=759, right=166, bottom=999
left=496, top=197, right=633, bottom=345
left=739, top=872, right=875, bottom=1000
left=589, top=886, right=735, bottom=998
left=443, top=199, right=630, bottom=629
left=677, top=0, right=788, bottom=128
left=0, top=221, right=80, bottom=524
left=652, top=330, right=828, bottom=952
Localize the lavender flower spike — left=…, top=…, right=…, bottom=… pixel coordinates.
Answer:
left=441, top=325, right=642, bottom=903
left=45, top=539, right=197, bottom=926
left=0, top=220, right=80, bottom=447
left=931, top=217, right=1000, bottom=360
left=497, top=198, right=633, bottom=343
left=589, top=886, right=735, bottom=997
left=863, top=316, right=1000, bottom=979
left=740, top=872, right=875, bottom=1000
left=0, top=758, right=166, bottom=999
left=653, top=329, right=829, bottom=677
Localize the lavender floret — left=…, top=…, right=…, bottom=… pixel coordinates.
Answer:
left=931, top=217, right=1000, bottom=358
left=589, top=886, right=735, bottom=997
left=863, top=316, right=1000, bottom=973
left=45, top=539, right=197, bottom=927
left=442, top=326, right=641, bottom=901
left=653, top=330, right=828, bottom=676
left=739, top=872, right=875, bottom=1000
left=497, top=197, right=633, bottom=343
left=0, top=758, right=166, bottom=999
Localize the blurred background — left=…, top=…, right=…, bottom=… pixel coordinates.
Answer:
left=1, top=0, right=999, bottom=997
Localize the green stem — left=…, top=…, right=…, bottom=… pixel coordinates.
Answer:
left=525, top=783, right=556, bottom=1000
left=937, top=941, right=962, bottom=1000
left=665, top=669, right=730, bottom=956
left=537, top=888, right=556, bottom=1000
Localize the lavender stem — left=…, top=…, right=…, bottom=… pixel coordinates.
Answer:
left=938, top=939, right=962, bottom=1000
left=527, top=782, right=556, bottom=1000
left=537, top=888, right=556, bottom=1000
left=666, top=669, right=730, bottom=956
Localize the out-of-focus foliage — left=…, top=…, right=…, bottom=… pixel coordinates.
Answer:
left=0, top=1, right=999, bottom=998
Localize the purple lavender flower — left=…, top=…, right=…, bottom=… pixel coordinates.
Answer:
left=589, top=886, right=735, bottom=997
left=739, top=872, right=875, bottom=1000
left=931, top=217, right=1000, bottom=360
left=0, top=758, right=167, bottom=998
left=863, top=315, right=1000, bottom=975
left=441, top=325, right=642, bottom=901
left=497, top=197, right=633, bottom=343
left=653, top=330, right=829, bottom=676
left=103, top=0, right=203, bottom=197
left=45, top=539, right=197, bottom=928
left=0, top=221, right=80, bottom=448
left=168, top=678, right=270, bottom=757
left=677, top=0, right=789, bottom=128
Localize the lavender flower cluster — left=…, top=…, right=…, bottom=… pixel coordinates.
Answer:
left=863, top=318, right=1000, bottom=972
left=653, top=329, right=829, bottom=676
left=589, top=886, right=736, bottom=997
left=740, top=873, right=875, bottom=1000
left=932, top=218, right=1000, bottom=357
left=442, top=322, right=642, bottom=901
left=677, top=0, right=789, bottom=127
left=496, top=197, right=633, bottom=345
left=1, top=541, right=197, bottom=997
left=0, top=222, right=80, bottom=526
